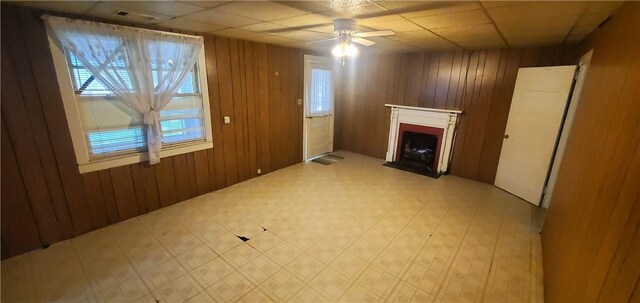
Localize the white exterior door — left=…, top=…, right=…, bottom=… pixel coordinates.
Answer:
left=495, top=65, right=577, bottom=205
left=303, top=55, right=334, bottom=160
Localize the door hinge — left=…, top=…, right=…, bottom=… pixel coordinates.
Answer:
left=574, top=68, right=580, bottom=80
left=542, top=186, right=548, bottom=194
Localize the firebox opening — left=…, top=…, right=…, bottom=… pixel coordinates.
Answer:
left=399, top=131, right=438, bottom=171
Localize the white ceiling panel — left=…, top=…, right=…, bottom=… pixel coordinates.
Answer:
left=215, top=1, right=306, bottom=21
left=412, top=10, right=491, bottom=29
left=157, top=17, right=225, bottom=33
left=111, top=1, right=202, bottom=17
left=8, top=0, right=625, bottom=53
left=186, top=8, right=261, bottom=27
left=486, top=1, right=589, bottom=22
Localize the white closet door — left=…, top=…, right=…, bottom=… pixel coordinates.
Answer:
left=495, top=65, right=576, bottom=205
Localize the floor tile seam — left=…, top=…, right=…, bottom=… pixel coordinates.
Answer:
left=382, top=196, right=459, bottom=298
left=394, top=198, right=484, bottom=301
left=362, top=196, right=447, bottom=302
left=477, top=201, right=510, bottom=303
left=104, top=218, right=206, bottom=301
left=431, top=200, right=497, bottom=301
left=292, top=193, right=429, bottom=302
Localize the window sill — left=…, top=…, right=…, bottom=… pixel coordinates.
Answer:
left=78, top=141, right=213, bottom=174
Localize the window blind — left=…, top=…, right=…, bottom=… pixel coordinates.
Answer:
left=68, top=51, right=205, bottom=158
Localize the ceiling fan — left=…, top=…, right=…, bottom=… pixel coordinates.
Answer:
left=308, top=18, right=395, bottom=63
left=309, top=18, right=395, bottom=47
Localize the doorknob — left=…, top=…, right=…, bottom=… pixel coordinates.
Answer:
left=504, top=134, right=509, bottom=139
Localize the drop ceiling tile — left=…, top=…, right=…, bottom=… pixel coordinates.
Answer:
left=11, top=1, right=96, bottom=14
left=251, top=35, right=299, bottom=45
left=447, top=32, right=503, bottom=44
left=389, top=30, right=438, bottom=42
left=400, top=1, right=480, bottom=19
left=587, top=1, right=624, bottom=13
left=412, top=10, right=490, bottom=29
left=271, top=1, right=337, bottom=14
left=457, top=39, right=507, bottom=49
left=240, top=22, right=286, bottom=33
left=431, top=24, right=495, bottom=38
left=333, top=2, right=388, bottom=18
left=157, top=17, right=225, bottom=33
left=181, top=1, right=230, bottom=8
left=277, top=30, right=332, bottom=42
left=495, top=16, right=578, bottom=34
left=215, top=1, right=306, bottom=21
left=186, top=8, right=261, bottom=27
left=486, top=2, right=589, bottom=22
left=272, top=14, right=333, bottom=28
left=404, top=37, right=460, bottom=50
left=86, top=2, right=172, bottom=24
left=479, top=1, right=518, bottom=9
left=307, top=25, right=336, bottom=34
left=361, top=19, right=423, bottom=33
left=502, top=28, right=570, bottom=40
left=358, top=14, right=405, bottom=25
left=374, top=1, right=428, bottom=11
left=110, top=1, right=203, bottom=17
left=209, top=28, right=263, bottom=39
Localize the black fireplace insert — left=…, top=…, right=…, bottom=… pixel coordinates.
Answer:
left=399, top=131, right=438, bottom=171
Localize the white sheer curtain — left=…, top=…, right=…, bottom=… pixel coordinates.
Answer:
left=307, top=68, right=333, bottom=117
left=44, top=15, right=202, bottom=164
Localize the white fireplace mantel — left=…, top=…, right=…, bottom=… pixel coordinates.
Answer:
left=385, top=104, right=461, bottom=173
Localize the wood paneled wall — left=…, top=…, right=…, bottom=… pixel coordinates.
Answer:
left=334, top=46, right=576, bottom=183
left=541, top=3, right=640, bottom=302
left=0, top=4, right=304, bottom=258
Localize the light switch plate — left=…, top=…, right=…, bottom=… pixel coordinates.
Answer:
left=223, top=116, right=231, bottom=124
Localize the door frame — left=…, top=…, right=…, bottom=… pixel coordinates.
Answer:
left=541, top=50, right=593, bottom=208
left=303, top=54, right=335, bottom=161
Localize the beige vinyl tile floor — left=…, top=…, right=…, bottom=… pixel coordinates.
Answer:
left=1, top=151, right=544, bottom=303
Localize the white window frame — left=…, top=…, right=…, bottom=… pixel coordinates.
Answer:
left=47, top=30, right=213, bottom=174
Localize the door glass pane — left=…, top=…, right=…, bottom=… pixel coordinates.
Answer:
left=307, top=68, right=332, bottom=117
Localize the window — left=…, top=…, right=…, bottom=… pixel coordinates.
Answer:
left=68, top=52, right=205, bottom=157
left=47, top=20, right=212, bottom=173
left=307, top=68, right=333, bottom=117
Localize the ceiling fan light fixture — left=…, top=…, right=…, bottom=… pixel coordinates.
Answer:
left=332, top=42, right=358, bottom=57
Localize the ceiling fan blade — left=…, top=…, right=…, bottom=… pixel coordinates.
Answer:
left=264, top=22, right=333, bottom=34
left=357, top=30, right=395, bottom=38
left=352, top=37, right=376, bottom=46
left=306, top=37, right=338, bottom=45
left=355, top=2, right=459, bottom=19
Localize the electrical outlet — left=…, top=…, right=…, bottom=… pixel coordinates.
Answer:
left=223, top=116, right=231, bottom=124
left=257, top=169, right=262, bottom=175
left=297, top=98, right=302, bottom=105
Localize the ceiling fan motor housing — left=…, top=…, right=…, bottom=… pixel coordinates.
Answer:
left=333, top=18, right=357, bottom=36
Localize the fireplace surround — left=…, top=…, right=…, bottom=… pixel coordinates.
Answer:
left=385, top=104, right=461, bottom=174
